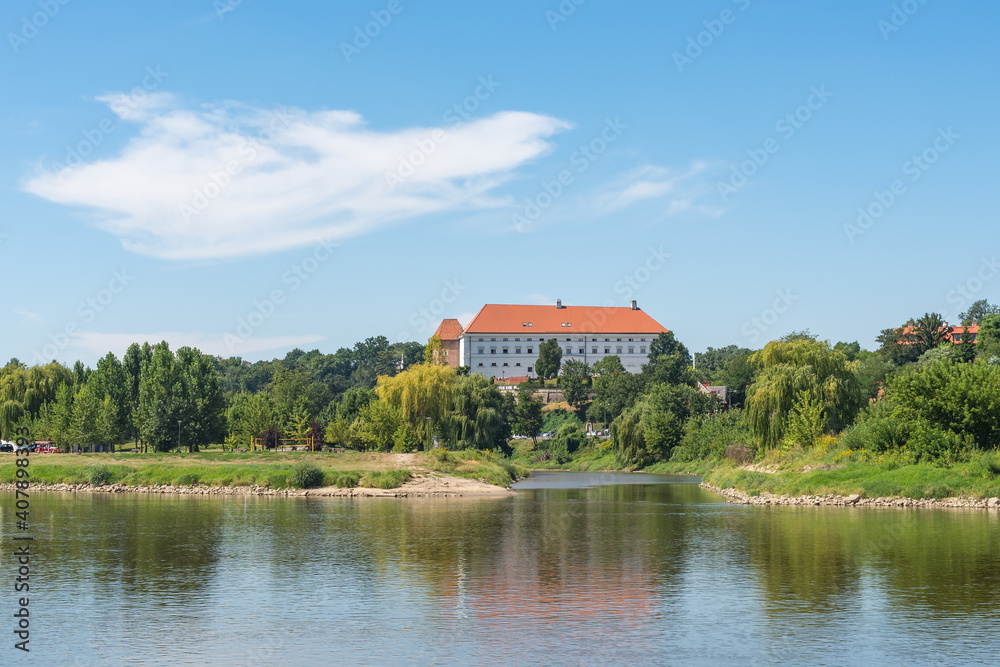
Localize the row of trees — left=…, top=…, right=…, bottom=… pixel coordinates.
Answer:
left=2, top=299, right=998, bottom=459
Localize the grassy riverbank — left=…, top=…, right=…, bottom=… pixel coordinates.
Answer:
left=0, top=449, right=527, bottom=491
left=511, top=437, right=1000, bottom=501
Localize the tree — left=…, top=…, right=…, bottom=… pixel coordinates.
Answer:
left=588, top=356, right=644, bottom=424
left=745, top=338, right=863, bottom=450
left=353, top=400, right=403, bottom=452
left=446, top=374, right=512, bottom=453
left=514, top=384, right=543, bottom=444
left=376, top=362, right=455, bottom=450
left=959, top=299, right=999, bottom=325
left=535, top=339, right=562, bottom=380
left=123, top=342, right=152, bottom=449
left=642, top=331, right=693, bottom=386
left=425, top=335, right=446, bottom=365
left=558, top=360, right=591, bottom=410
left=978, top=314, right=1000, bottom=362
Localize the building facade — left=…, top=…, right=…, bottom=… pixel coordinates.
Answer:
left=432, top=319, right=464, bottom=369
left=453, top=300, right=669, bottom=380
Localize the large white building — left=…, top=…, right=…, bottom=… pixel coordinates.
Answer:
left=453, top=300, right=669, bottom=379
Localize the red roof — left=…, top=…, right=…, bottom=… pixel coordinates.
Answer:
left=462, top=303, right=668, bottom=335
left=433, top=319, right=464, bottom=340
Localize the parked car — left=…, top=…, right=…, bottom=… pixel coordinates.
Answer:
left=0, top=441, right=14, bottom=453
left=14, top=444, right=31, bottom=454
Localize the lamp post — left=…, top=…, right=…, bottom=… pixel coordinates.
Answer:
left=177, top=420, right=182, bottom=453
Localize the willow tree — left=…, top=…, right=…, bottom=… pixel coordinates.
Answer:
left=376, top=362, right=455, bottom=450
left=746, top=338, right=863, bottom=449
left=445, top=374, right=511, bottom=453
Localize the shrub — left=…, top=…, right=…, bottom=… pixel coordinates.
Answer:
left=360, top=469, right=412, bottom=489
left=724, top=444, right=753, bottom=465
left=289, top=462, right=324, bottom=489
left=333, top=472, right=362, bottom=488
left=175, top=473, right=200, bottom=486
left=87, top=465, right=113, bottom=486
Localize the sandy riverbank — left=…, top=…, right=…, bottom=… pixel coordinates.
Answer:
left=701, top=482, right=1000, bottom=509
left=0, top=470, right=516, bottom=498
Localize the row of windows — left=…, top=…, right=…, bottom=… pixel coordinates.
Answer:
left=476, top=336, right=649, bottom=342
left=476, top=347, right=645, bottom=356
left=478, top=363, right=531, bottom=370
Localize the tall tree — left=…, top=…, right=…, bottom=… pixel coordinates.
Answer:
left=535, top=338, right=562, bottom=380
left=514, top=384, right=544, bottom=444
left=558, top=360, right=591, bottom=411
left=376, top=362, right=455, bottom=450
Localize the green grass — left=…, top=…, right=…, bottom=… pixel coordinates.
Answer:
left=425, top=449, right=528, bottom=488
left=704, top=457, right=1000, bottom=500
left=359, top=468, right=412, bottom=489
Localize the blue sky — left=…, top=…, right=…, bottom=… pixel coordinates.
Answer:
left=3, top=0, right=997, bottom=366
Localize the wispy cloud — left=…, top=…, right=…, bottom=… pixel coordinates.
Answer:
left=598, top=162, right=723, bottom=216
left=24, top=93, right=569, bottom=261
left=15, top=309, right=43, bottom=324
left=70, top=331, right=324, bottom=358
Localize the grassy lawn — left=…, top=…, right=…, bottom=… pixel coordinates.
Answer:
left=0, top=449, right=525, bottom=490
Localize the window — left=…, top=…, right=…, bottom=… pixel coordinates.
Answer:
left=516, top=363, right=521, bottom=367
left=502, top=348, right=509, bottom=354
left=604, top=338, right=609, bottom=342
left=566, top=338, right=571, bottom=342
left=616, top=346, right=623, bottom=354
left=490, top=348, right=497, bottom=354
left=578, top=348, right=584, bottom=354
left=605, top=348, right=610, bottom=354
left=503, top=363, right=509, bottom=367
left=641, top=338, right=646, bottom=342
left=491, top=338, right=496, bottom=342
left=640, top=346, right=646, bottom=354
left=628, top=338, right=633, bottom=342
left=527, top=347, right=533, bottom=354
left=503, top=338, right=508, bottom=341
left=971, top=334, right=978, bottom=342
left=617, top=338, right=622, bottom=342
left=565, top=347, right=572, bottom=355
left=527, top=337, right=533, bottom=341
left=592, top=338, right=597, bottom=342
left=628, top=347, right=634, bottom=354
left=528, top=323, right=533, bottom=327
left=478, top=363, right=484, bottom=367
left=591, top=347, right=597, bottom=354
left=954, top=335, right=963, bottom=343
left=491, top=362, right=497, bottom=367
left=477, top=347, right=484, bottom=354
left=515, top=347, right=522, bottom=354
left=578, top=337, right=584, bottom=342
left=522, top=322, right=527, bottom=327
left=515, top=338, right=520, bottom=342
left=478, top=338, right=484, bottom=342
left=528, top=366, right=533, bottom=373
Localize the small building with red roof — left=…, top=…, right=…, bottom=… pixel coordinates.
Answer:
left=432, top=318, right=464, bottom=369
left=448, top=299, right=668, bottom=379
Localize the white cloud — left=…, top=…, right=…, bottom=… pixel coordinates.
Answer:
left=15, top=309, right=43, bottom=324
left=24, top=94, right=570, bottom=260
left=70, top=331, right=324, bottom=359
left=599, top=162, right=724, bottom=216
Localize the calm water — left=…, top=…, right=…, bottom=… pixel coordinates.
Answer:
left=4, top=473, right=1000, bottom=666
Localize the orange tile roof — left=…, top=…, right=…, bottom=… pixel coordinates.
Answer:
left=433, top=318, right=464, bottom=340
left=462, top=303, right=668, bottom=335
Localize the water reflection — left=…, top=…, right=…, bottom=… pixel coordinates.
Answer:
left=7, top=476, right=1000, bottom=665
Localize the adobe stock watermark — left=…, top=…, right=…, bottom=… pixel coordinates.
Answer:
left=614, top=246, right=671, bottom=301
left=30, top=269, right=135, bottom=364
left=8, top=0, right=72, bottom=54
left=384, top=75, right=501, bottom=192
left=843, top=127, right=958, bottom=244
left=53, top=66, right=169, bottom=180
left=224, top=237, right=337, bottom=352
left=213, top=0, right=245, bottom=21
left=396, top=278, right=468, bottom=342
left=512, top=116, right=628, bottom=233
left=878, top=0, right=931, bottom=41
left=672, top=0, right=752, bottom=73
left=340, top=0, right=407, bottom=64
left=945, top=255, right=999, bottom=316
left=717, top=85, right=833, bottom=202
left=180, top=109, right=292, bottom=223
left=741, top=288, right=799, bottom=344
left=545, top=0, right=586, bottom=30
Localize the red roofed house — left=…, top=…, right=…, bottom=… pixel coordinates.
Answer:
left=453, top=300, right=668, bottom=379
left=432, top=318, right=464, bottom=369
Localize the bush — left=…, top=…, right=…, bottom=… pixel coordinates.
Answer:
left=175, top=473, right=200, bottom=486
left=332, top=472, right=362, bottom=488
left=724, top=444, right=753, bottom=465
left=289, top=462, right=325, bottom=489
left=541, top=409, right=583, bottom=433
left=360, top=469, right=412, bottom=489
left=87, top=465, right=113, bottom=486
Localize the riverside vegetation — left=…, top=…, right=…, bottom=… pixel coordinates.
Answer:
left=3, top=301, right=1000, bottom=501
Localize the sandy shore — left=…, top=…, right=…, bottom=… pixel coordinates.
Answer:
left=701, top=482, right=1000, bottom=509
left=0, top=470, right=516, bottom=498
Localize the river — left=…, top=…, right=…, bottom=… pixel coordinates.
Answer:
left=5, top=472, right=999, bottom=665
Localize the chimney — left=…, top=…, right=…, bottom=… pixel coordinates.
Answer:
left=630, top=300, right=638, bottom=310
left=556, top=299, right=563, bottom=309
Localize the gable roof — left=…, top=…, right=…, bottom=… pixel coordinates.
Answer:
left=461, top=304, right=668, bottom=335
left=433, top=318, right=464, bottom=340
